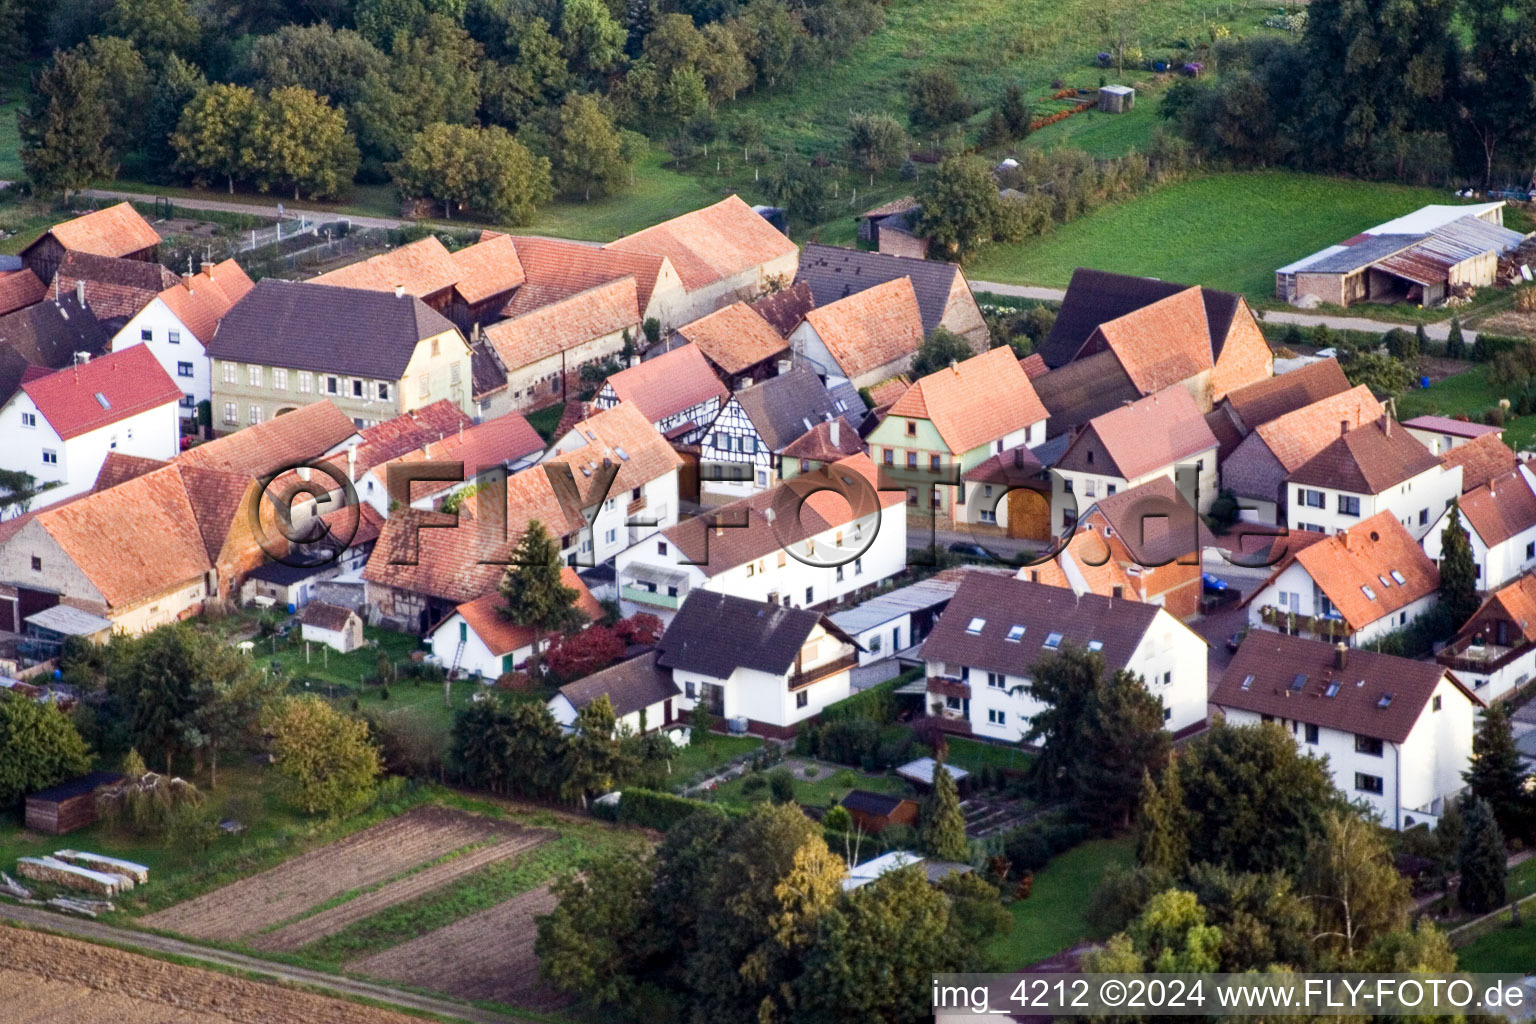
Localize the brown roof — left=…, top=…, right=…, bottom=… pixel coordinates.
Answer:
left=886, top=346, right=1047, bottom=454
left=505, top=237, right=664, bottom=319
left=604, top=195, right=797, bottom=291
left=1089, top=286, right=1214, bottom=396
left=365, top=507, right=507, bottom=605
left=1032, top=349, right=1141, bottom=437
left=1442, top=433, right=1516, bottom=493
left=311, top=237, right=460, bottom=298
left=1252, top=385, right=1384, bottom=472
left=448, top=234, right=526, bottom=303
left=1258, top=511, right=1438, bottom=632
left=663, top=453, right=903, bottom=576
left=548, top=400, right=684, bottom=502
left=0, top=269, right=45, bottom=316
left=57, top=252, right=181, bottom=322
left=175, top=464, right=256, bottom=563
left=1019, top=353, right=1048, bottom=379
left=1027, top=527, right=1142, bottom=600
left=1204, top=407, right=1247, bottom=462
left=40, top=203, right=160, bottom=258
left=93, top=452, right=169, bottom=491
left=781, top=416, right=864, bottom=463
left=1216, top=631, right=1473, bottom=745
left=1221, top=358, right=1352, bottom=431
left=675, top=302, right=789, bottom=376
left=1446, top=574, right=1536, bottom=651
left=1403, top=415, right=1504, bottom=440
left=801, top=276, right=923, bottom=381
left=866, top=375, right=912, bottom=410
left=748, top=281, right=815, bottom=337
left=603, top=344, right=728, bottom=424
left=555, top=649, right=679, bottom=717
left=1458, top=469, right=1536, bottom=547
left=299, top=600, right=359, bottom=632
left=367, top=411, right=545, bottom=504
left=22, top=344, right=181, bottom=439
left=351, top=400, right=477, bottom=477
left=1038, top=268, right=1242, bottom=370
left=455, top=567, right=601, bottom=657
left=1057, top=387, right=1217, bottom=481
left=1084, top=476, right=1215, bottom=566
left=962, top=446, right=1046, bottom=486
left=177, top=401, right=359, bottom=477
left=861, top=196, right=918, bottom=219
left=156, top=259, right=254, bottom=342
left=1287, top=418, right=1442, bottom=494
left=483, top=277, right=638, bottom=372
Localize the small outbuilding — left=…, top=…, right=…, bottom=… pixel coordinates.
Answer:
left=298, top=601, right=364, bottom=653
left=839, top=789, right=919, bottom=834
left=24, top=771, right=123, bottom=835
left=1098, top=85, right=1135, bottom=113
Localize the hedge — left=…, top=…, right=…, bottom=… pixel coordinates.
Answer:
left=819, top=667, right=922, bottom=727
left=605, top=788, right=730, bottom=830
left=1469, top=333, right=1532, bottom=363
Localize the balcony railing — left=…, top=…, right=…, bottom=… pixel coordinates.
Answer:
left=621, top=583, right=682, bottom=609
left=789, top=651, right=859, bottom=690
left=1258, top=606, right=1350, bottom=640
left=627, top=495, right=647, bottom=516
left=927, top=675, right=971, bottom=701
left=1437, top=641, right=1520, bottom=674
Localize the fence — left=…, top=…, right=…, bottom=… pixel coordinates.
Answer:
left=239, top=214, right=326, bottom=252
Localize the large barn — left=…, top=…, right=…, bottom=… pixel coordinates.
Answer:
left=1276, top=202, right=1527, bottom=308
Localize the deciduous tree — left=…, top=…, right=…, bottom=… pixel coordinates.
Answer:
left=847, top=111, right=906, bottom=185
left=1299, top=809, right=1409, bottom=966
left=915, top=155, right=1006, bottom=261
left=20, top=38, right=147, bottom=194
left=173, top=82, right=259, bottom=193
left=0, top=693, right=91, bottom=808
left=545, top=93, right=633, bottom=200
left=102, top=0, right=200, bottom=65
left=243, top=85, right=359, bottom=200
left=263, top=695, right=383, bottom=815
left=535, top=851, right=663, bottom=1008
left=908, top=67, right=969, bottom=131
left=559, top=0, right=626, bottom=79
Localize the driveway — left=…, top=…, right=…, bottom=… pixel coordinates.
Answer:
left=1193, top=603, right=1247, bottom=694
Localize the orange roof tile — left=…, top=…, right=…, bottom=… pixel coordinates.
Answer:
left=1090, top=286, right=1213, bottom=395
left=1019, top=353, right=1048, bottom=379
left=781, top=416, right=864, bottom=463
left=177, top=401, right=359, bottom=478
left=1459, top=469, right=1536, bottom=547
left=1026, top=527, right=1141, bottom=600
left=887, top=346, right=1047, bottom=454
left=866, top=375, right=911, bottom=409
left=0, top=269, right=45, bottom=316
left=454, top=568, right=602, bottom=656
left=1272, top=512, right=1438, bottom=631
left=483, top=277, right=639, bottom=372
left=601, top=344, right=728, bottom=424
left=1450, top=574, right=1536, bottom=649
left=370, top=412, right=545, bottom=503
left=156, top=259, right=254, bottom=342
left=447, top=233, right=525, bottom=303
left=604, top=195, right=798, bottom=291
left=1253, top=385, right=1384, bottom=472
left=364, top=507, right=508, bottom=605
left=350, top=400, right=476, bottom=477
left=1442, top=433, right=1516, bottom=493
left=21, top=345, right=181, bottom=440
left=1058, top=386, right=1217, bottom=481
left=506, top=236, right=664, bottom=318
left=801, top=276, right=923, bottom=381
left=311, top=237, right=460, bottom=297
left=675, top=302, right=788, bottom=375
left=42, top=203, right=161, bottom=258
left=548, top=400, right=684, bottom=502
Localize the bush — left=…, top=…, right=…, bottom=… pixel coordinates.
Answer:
left=741, top=773, right=767, bottom=795
left=824, top=805, right=853, bottom=832
left=1001, top=816, right=1089, bottom=873
left=768, top=768, right=796, bottom=803
left=814, top=716, right=881, bottom=766
left=617, top=788, right=728, bottom=830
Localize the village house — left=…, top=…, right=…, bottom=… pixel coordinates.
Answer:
left=1436, top=573, right=1536, bottom=701
left=239, top=503, right=384, bottom=612
left=111, top=259, right=253, bottom=420
left=0, top=267, right=46, bottom=317
left=1221, top=385, right=1384, bottom=525
left=1052, top=387, right=1219, bottom=533
left=1035, top=268, right=1273, bottom=412
left=1423, top=466, right=1536, bottom=591
left=298, top=601, right=364, bottom=653
left=655, top=590, right=861, bottom=738
left=1215, top=631, right=1479, bottom=829
left=614, top=453, right=906, bottom=621
left=748, top=282, right=816, bottom=338
left=789, top=276, right=925, bottom=389
left=549, top=649, right=683, bottom=735
left=827, top=574, right=968, bottom=667
left=1203, top=358, right=1353, bottom=459
left=428, top=567, right=602, bottom=681
left=594, top=343, right=728, bottom=445
left=1440, top=432, right=1517, bottom=493
left=919, top=573, right=1208, bottom=742
left=603, top=195, right=800, bottom=326
left=0, top=293, right=112, bottom=409
left=1402, top=415, right=1504, bottom=457
left=0, top=345, right=181, bottom=508
left=478, top=277, right=638, bottom=416
left=795, top=244, right=989, bottom=350
left=1020, top=525, right=1143, bottom=602
left=853, top=197, right=923, bottom=256
left=698, top=365, right=865, bottom=505
left=53, top=252, right=182, bottom=329
left=312, top=233, right=526, bottom=330
left=667, top=301, right=790, bottom=387
left=956, top=446, right=1058, bottom=542
left=208, top=279, right=472, bottom=430
left=20, top=202, right=160, bottom=284
left=1284, top=417, right=1459, bottom=540
left=781, top=416, right=865, bottom=481
left=542, top=400, right=684, bottom=565
left=867, top=346, right=1048, bottom=528
left=1244, top=511, right=1439, bottom=647
left=505, top=236, right=682, bottom=329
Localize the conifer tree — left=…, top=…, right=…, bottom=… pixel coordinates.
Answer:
left=921, top=759, right=969, bottom=861
left=1458, top=797, right=1507, bottom=914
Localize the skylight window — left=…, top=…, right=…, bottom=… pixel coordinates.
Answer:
left=1043, top=632, right=1063, bottom=650
left=1324, top=681, right=1341, bottom=698
left=966, top=617, right=986, bottom=635
left=94, top=392, right=110, bottom=409
left=1005, top=625, right=1025, bottom=642
left=1240, top=673, right=1255, bottom=690
left=1390, top=570, right=1406, bottom=585
left=1088, top=640, right=1103, bottom=652
left=1361, top=584, right=1377, bottom=600
left=1377, top=692, right=1394, bottom=708
left=1290, top=673, right=1308, bottom=692
left=1378, top=574, right=1391, bottom=588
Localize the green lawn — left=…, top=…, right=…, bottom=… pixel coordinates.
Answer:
left=944, top=737, right=1034, bottom=775
left=668, top=733, right=762, bottom=783
left=708, top=765, right=912, bottom=813
left=1394, top=364, right=1536, bottom=451
left=986, top=837, right=1134, bottom=969
left=525, top=401, right=567, bottom=442
left=966, top=171, right=1465, bottom=298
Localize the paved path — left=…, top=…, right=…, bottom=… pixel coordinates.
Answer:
left=79, top=187, right=410, bottom=231
left=970, top=281, right=1069, bottom=302
left=0, top=902, right=533, bottom=1024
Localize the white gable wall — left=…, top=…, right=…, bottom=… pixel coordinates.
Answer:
left=113, top=298, right=206, bottom=417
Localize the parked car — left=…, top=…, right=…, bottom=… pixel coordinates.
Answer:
left=1226, top=631, right=1244, bottom=652
left=947, top=541, right=997, bottom=562
left=1202, top=573, right=1230, bottom=593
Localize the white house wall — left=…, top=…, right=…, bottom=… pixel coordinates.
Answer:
left=114, top=299, right=207, bottom=416
left=0, top=394, right=179, bottom=508
left=1288, top=465, right=1459, bottom=541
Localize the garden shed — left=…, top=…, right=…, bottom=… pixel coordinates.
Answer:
left=298, top=601, right=364, bottom=653
left=1098, top=85, right=1135, bottom=113
left=839, top=789, right=919, bottom=834
left=24, top=771, right=123, bottom=835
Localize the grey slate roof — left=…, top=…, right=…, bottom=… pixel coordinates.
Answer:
left=1037, top=268, right=1244, bottom=369
left=557, top=650, right=680, bottom=718
left=0, top=295, right=110, bottom=404
left=734, top=365, right=862, bottom=451
left=208, top=279, right=457, bottom=379
left=1302, top=234, right=1426, bottom=274
left=657, top=591, right=845, bottom=678
left=795, top=244, right=964, bottom=335
left=1031, top=349, right=1140, bottom=437
left=919, top=573, right=1163, bottom=679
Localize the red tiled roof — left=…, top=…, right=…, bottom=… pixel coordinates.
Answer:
left=1403, top=415, right=1504, bottom=440
left=781, top=416, right=864, bottom=463
left=1027, top=526, right=1142, bottom=600
left=365, top=507, right=507, bottom=605
left=369, top=411, right=545, bottom=503
left=1085, top=476, right=1215, bottom=567
left=312, top=237, right=460, bottom=298
left=351, top=400, right=476, bottom=477
left=0, top=269, right=45, bottom=316
left=1018, top=353, right=1048, bottom=379
left=1458, top=469, right=1536, bottom=547
left=1089, top=287, right=1213, bottom=395
left=448, top=233, right=525, bottom=303
left=549, top=400, right=684, bottom=502
left=21, top=345, right=180, bottom=439
left=1287, top=418, right=1442, bottom=494
left=748, top=281, right=815, bottom=337
left=1058, top=386, right=1217, bottom=481
left=177, top=401, right=359, bottom=477
left=801, top=276, right=923, bottom=381
left=1447, top=574, right=1536, bottom=651
left=41, top=203, right=161, bottom=258
left=887, top=346, right=1047, bottom=454
left=675, top=302, right=788, bottom=375
left=505, top=236, right=665, bottom=319
left=602, top=344, right=727, bottom=425
left=1222, top=358, right=1351, bottom=430
left=1259, top=511, right=1438, bottom=632
left=156, top=259, right=254, bottom=342
left=1253, top=385, right=1384, bottom=472
left=1442, top=433, right=1516, bottom=493
left=93, top=452, right=169, bottom=491
left=604, top=195, right=797, bottom=291
left=454, top=568, right=602, bottom=656
left=56, top=253, right=181, bottom=322
left=483, top=277, right=638, bottom=372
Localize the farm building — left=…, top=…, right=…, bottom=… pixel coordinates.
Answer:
left=1098, top=85, right=1134, bottom=112
left=24, top=771, right=123, bottom=835
left=1276, top=202, right=1527, bottom=307
left=298, top=601, right=364, bottom=653
left=839, top=789, right=918, bottom=834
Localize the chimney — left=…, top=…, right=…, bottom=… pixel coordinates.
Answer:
left=394, top=284, right=405, bottom=298
left=777, top=358, right=792, bottom=375
left=1334, top=642, right=1348, bottom=670
left=75, top=279, right=85, bottom=306
left=949, top=359, right=959, bottom=373
left=1340, top=419, right=1350, bottom=434
left=1013, top=447, right=1023, bottom=469
left=830, top=418, right=840, bottom=447
left=1385, top=417, right=1391, bottom=436
left=347, top=442, right=357, bottom=482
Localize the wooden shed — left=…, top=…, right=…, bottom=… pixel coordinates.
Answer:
left=24, top=771, right=123, bottom=835
left=840, top=789, right=919, bottom=834
left=1098, top=85, right=1135, bottom=113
